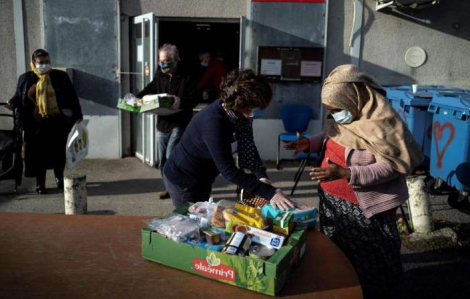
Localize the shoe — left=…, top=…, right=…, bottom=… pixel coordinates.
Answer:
left=36, top=186, right=47, bottom=195
left=56, top=177, right=64, bottom=190
left=158, top=191, right=170, bottom=200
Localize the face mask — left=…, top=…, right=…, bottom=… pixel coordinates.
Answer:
left=331, top=110, right=354, bottom=124
left=201, top=61, right=209, bottom=67
left=159, top=62, right=173, bottom=74
left=35, top=64, right=51, bottom=74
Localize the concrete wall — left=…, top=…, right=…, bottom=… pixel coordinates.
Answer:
left=326, top=0, right=470, bottom=88
left=120, top=0, right=247, bottom=18
left=0, top=0, right=17, bottom=108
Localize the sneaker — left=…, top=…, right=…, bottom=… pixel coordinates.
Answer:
left=158, top=191, right=170, bottom=200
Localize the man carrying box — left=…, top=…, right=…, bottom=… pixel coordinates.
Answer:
left=137, top=44, right=197, bottom=199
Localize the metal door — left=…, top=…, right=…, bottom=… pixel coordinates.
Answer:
left=132, top=13, right=158, bottom=166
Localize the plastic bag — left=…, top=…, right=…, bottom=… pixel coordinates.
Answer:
left=154, top=214, right=200, bottom=242
left=66, top=120, right=89, bottom=169
left=188, top=199, right=216, bottom=227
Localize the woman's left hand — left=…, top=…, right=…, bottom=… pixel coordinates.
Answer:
left=310, top=158, right=351, bottom=182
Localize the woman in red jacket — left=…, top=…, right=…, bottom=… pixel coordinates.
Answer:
left=287, top=65, right=423, bottom=299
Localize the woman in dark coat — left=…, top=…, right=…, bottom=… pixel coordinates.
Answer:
left=7, top=49, right=83, bottom=194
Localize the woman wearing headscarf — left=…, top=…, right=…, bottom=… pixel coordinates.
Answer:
left=7, top=49, right=83, bottom=194
left=286, top=64, right=423, bottom=299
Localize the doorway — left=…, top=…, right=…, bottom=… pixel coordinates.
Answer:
left=129, top=16, right=243, bottom=166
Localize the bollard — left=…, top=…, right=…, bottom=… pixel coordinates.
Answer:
left=406, top=175, right=434, bottom=233
left=64, top=174, right=87, bottom=215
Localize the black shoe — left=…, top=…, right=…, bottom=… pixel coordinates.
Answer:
left=36, top=186, right=46, bottom=194
left=158, top=191, right=170, bottom=200
left=56, top=177, right=64, bottom=190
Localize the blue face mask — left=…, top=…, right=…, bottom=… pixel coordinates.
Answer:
left=331, top=110, right=354, bottom=124
left=201, top=61, right=209, bottom=67
left=159, top=62, right=173, bottom=73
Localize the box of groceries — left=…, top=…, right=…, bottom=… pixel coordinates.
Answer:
left=141, top=200, right=308, bottom=296
left=117, top=93, right=180, bottom=115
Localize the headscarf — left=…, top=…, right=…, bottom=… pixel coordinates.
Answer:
left=30, top=61, right=60, bottom=118
left=321, top=64, right=424, bottom=174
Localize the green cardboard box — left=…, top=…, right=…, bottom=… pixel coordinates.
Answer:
left=117, top=95, right=176, bottom=114
left=142, top=204, right=307, bottom=296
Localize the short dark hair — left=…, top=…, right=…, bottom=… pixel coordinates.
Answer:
left=32, top=49, right=49, bottom=61
left=220, top=69, right=272, bottom=111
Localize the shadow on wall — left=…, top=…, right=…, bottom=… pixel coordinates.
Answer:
left=326, top=0, right=417, bottom=86
left=72, top=69, right=120, bottom=116
left=376, top=0, right=470, bottom=43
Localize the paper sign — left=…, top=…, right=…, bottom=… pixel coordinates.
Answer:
left=300, top=61, right=322, bottom=77
left=260, top=59, right=282, bottom=76
left=137, top=45, right=143, bottom=62
left=66, top=120, right=89, bottom=169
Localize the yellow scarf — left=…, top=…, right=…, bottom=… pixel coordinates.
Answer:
left=30, top=61, right=60, bottom=118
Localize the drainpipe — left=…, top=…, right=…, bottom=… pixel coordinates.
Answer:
left=13, top=0, right=26, bottom=77
left=349, top=0, right=364, bottom=66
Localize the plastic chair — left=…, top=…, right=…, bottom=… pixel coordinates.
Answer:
left=277, top=103, right=313, bottom=169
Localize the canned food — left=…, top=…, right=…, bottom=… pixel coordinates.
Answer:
left=249, top=245, right=276, bottom=260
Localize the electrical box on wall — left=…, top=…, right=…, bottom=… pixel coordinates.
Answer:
left=376, top=0, right=441, bottom=12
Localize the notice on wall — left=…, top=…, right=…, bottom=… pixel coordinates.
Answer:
left=260, top=59, right=282, bottom=76
left=281, top=49, right=301, bottom=80
left=300, top=61, right=322, bottom=77
left=137, top=45, right=143, bottom=62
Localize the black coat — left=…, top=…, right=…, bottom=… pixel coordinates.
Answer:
left=137, top=64, right=197, bottom=133
left=9, top=70, right=83, bottom=177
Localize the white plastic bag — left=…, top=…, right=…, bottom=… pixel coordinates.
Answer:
left=66, top=120, right=89, bottom=169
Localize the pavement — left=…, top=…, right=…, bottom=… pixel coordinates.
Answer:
left=1, top=157, right=469, bottom=299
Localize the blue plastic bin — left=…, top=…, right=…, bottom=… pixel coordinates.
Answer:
left=428, top=94, right=470, bottom=192
left=385, top=86, right=469, bottom=160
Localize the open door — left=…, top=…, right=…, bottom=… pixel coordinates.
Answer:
left=132, top=13, right=158, bottom=166
left=239, top=16, right=247, bottom=70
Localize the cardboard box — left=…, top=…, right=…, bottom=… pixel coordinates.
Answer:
left=142, top=204, right=307, bottom=296
left=117, top=95, right=180, bottom=115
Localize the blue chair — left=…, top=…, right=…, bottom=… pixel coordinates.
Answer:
left=277, top=103, right=313, bottom=169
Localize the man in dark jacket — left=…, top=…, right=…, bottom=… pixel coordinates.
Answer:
left=137, top=44, right=197, bottom=200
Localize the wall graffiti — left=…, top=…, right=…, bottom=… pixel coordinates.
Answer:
left=433, top=121, right=455, bottom=168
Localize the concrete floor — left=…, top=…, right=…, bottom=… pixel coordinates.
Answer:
left=1, top=157, right=470, bottom=299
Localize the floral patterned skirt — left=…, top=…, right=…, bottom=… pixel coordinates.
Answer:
left=318, top=187, right=403, bottom=299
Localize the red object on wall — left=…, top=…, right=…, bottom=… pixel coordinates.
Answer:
left=433, top=121, right=455, bottom=169
left=252, top=0, right=326, bottom=3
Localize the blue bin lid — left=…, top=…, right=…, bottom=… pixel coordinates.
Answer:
left=399, top=91, right=433, bottom=106
left=431, top=94, right=470, bottom=113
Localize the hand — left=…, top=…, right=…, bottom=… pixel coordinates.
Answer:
left=309, top=158, right=351, bottom=182
left=284, top=132, right=310, bottom=156
left=172, top=96, right=181, bottom=110
left=5, top=100, right=14, bottom=111
left=270, top=190, right=295, bottom=211
left=259, top=178, right=273, bottom=185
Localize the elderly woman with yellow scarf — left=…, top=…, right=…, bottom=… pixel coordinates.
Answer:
left=286, top=65, right=423, bottom=299
left=7, top=49, right=83, bottom=194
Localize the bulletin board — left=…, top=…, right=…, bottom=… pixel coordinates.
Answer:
left=257, top=46, right=324, bottom=82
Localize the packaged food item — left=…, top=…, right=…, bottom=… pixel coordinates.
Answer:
left=226, top=221, right=286, bottom=250
left=201, top=227, right=221, bottom=245
left=185, top=239, right=224, bottom=251
left=222, top=209, right=265, bottom=229
left=249, top=245, right=276, bottom=260
left=261, top=204, right=281, bottom=219
left=274, top=211, right=293, bottom=229
left=239, top=189, right=270, bottom=208
left=188, top=200, right=216, bottom=227
left=154, top=214, right=200, bottom=242
left=211, top=205, right=227, bottom=228
left=222, top=232, right=252, bottom=256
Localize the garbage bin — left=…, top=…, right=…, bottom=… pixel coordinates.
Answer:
left=385, top=86, right=469, bottom=161
left=428, top=94, right=470, bottom=207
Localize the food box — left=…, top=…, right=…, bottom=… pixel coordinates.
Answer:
left=142, top=204, right=307, bottom=296
left=117, top=94, right=179, bottom=115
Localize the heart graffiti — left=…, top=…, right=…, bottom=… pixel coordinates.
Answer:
left=433, top=121, right=455, bottom=168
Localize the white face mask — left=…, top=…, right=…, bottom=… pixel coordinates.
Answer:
left=331, top=110, right=354, bottom=124
left=201, top=61, right=209, bottom=67
left=35, top=64, right=51, bottom=74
